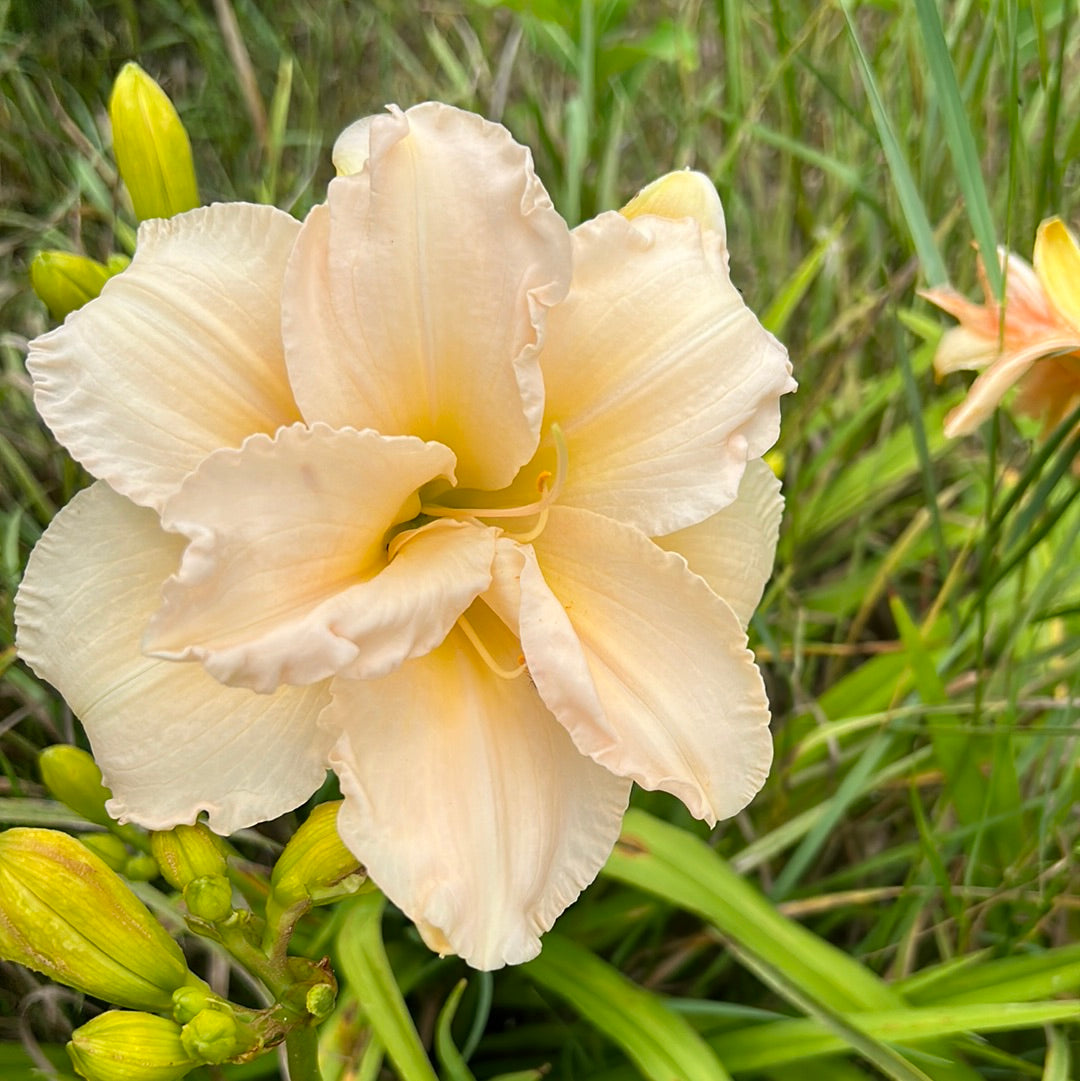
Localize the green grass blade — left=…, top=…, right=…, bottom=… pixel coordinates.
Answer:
left=912, top=0, right=1000, bottom=294
left=838, top=0, right=947, bottom=285
left=524, top=932, right=733, bottom=1081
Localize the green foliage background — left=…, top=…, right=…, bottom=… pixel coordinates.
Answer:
left=2, top=0, right=1080, bottom=1079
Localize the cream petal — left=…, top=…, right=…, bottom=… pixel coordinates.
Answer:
left=284, top=102, right=572, bottom=490
left=27, top=204, right=303, bottom=511
left=931, top=325, right=1000, bottom=375
left=657, top=457, right=783, bottom=628
left=331, top=116, right=375, bottom=175
left=528, top=506, right=773, bottom=826
left=14, top=483, right=330, bottom=833
left=943, top=336, right=1080, bottom=437
left=540, top=211, right=795, bottom=537
left=620, top=169, right=726, bottom=241
left=144, top=423, right=492, bottom=693
left=326, top=630, right=631, bottom=970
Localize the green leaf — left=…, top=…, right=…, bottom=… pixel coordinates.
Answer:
left=524, top=932, right=732, bottom=1081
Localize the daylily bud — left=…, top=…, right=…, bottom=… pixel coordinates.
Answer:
left=80, top=834, right=129, bottom=873
left=179, top=1007, right=243, bottom=1064
left=108, top=62, right=199, bottom=221
left=305, top=982, right=336, bottom=1021
left=151, top=823, right=228, bottom=890
left=183, top=875, right=233, bottom=923
left=39, top=745, right=114, bottom=827
left=68, top=1012, right=196, bottom=1081
left=0, top=828, right=199, bottom=1011
left=124, top=853, right=160, bottom=881
left=172, top=984, right=229, bottom=1025
left=269, top=802, right=365, bottom=908
left=30, top=252, right=112, bottom=321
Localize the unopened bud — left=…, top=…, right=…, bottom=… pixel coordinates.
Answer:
left=39, top=746, right=114, bottom=827
left=172, top=984, right=227, bottom=1025
left=80, top=834, right=129, bottom=873
left=270, top=801, right=364, bottom=908
left=306, top=982, right=336, bottom=1021
left=68, top=1012, right=195, bottom=1081
left=180, top=1008, right=246, bottom=1065
left=30, top=252, right=113, bottom=322
left=109, top=62, right=199, bottom=221
left=151, top=823, right=228, bottom=890
left=123, top=853, right=160, bottom=882
left=182, top=876, right=233, bottom=923
left=0, top=828, right=200, bottom=1011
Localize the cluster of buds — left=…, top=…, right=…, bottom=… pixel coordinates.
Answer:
left=1, top=745, right=363, bottom=1079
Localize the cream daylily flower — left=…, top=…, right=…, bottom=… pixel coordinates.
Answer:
left=924, top=218, right=1080, bottom=437
left=15, top=103, right=795, bottom=970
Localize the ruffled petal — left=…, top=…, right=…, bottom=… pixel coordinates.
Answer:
left=326, top=630, right=631, bottom=969
left=1035, top=218, right=1080, bottom=333
left=144, top=424, right=493, bottom=692
left=620, top=169, right=726, bottom=240
left=539, top=211, right=795, bottom=536
left=14, top=483, right=330, bottom=833
left=27, top=204, right=303, bottom=511
left=284, top=103, right=572, bottom=490
left=657, top=457, right=783, bottom=628
left=528, top=506, right=773, bottom=826
left=331, top=116, right=374, bottom=175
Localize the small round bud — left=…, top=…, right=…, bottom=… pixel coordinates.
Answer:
left=151, top=823, right=228, bottom=891
left=179, top=1008, right=239, bottom=1065
left=0, top=828, right=199, bottom=1011
left=172, top=984, right=224, bottom=1025
left=68, top=1011, right=196, bottom=1081
left=183, top=875, right=233, bottom=923
left=80, top=834, right=129, bottom=873
left=39, top=746, right=114, bottom=827
left=305, top=982, right=336, bottom=1021
left=124, top=854, right=160, bottom=882
left=109, top=62, right=200, bottom=221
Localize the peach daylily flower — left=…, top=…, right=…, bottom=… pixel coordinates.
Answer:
left=924, top=218, right=1080, bottom=437
left=15, top=104, right=794, bottom=969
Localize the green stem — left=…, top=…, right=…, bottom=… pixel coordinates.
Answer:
left=284, top=1023, right=323, bottom=1081
left=336, top=893, right=440, bottom=1081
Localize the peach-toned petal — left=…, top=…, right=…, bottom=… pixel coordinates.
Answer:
left=1035, top=218, right=1080, bottom=333
left=657, top=457, right=783, bottom=628
left=620, top=170, right=726, bottom=240
left=528, top=506, right=773, bottom=826
left=943, top=337, right=1080, bottom=437
left=539, top=211, right=795, bottom=537
left=931, top=326, right=1002, bottom=375
left=27, top=204, right=303, bottom=511
left=14, top=483, right=330, bottom=833
left=1012, top=355, right=1080, bottom=432
left=144, top=424, right=494, bottom=692
left=283, top=103, right=571, bottom=490
left=326, top=629, right=631, bottom=969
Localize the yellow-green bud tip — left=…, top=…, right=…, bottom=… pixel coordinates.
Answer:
left=109, top=61, right=199, bottom=222
left=151, top=822, right=228, bottom=890
left=30, top=252, right=113, bottom=322
left=68, top=1011, right=196, bottom=1081
left=180, top=1008, right=240, bottom=1065
left=270, top=801, right=365, bottom=908
left=182, top=875, right=233, bottom=923
left=39, top=745, right=114, bottom=827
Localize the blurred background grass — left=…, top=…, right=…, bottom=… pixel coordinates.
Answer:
left=3, top=1, right=1080, bottom=1079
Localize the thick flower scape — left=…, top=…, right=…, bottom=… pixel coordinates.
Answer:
left=924, top=218, right=1080, bottom=437
left=16, top=104, right=795, bottom=969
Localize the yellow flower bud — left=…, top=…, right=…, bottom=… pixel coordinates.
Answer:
left=30, top=251, right=112, bottom=322
left=80, top=834, right=129, bottom=873
left=183, top=875, right=234, bottom=923
left=151, top=823, right=228, bottom=890
left=269, top=802, right=365, bottom=908
left=68, top=1012, right=196, bottom=1081
left=40, top=745, right=114, bottom=827
left=180, top=1007, right=248, bottom=1065
left=0, top=828, right=200, bottom=1011
left=108, top=62, right=199, bottom=221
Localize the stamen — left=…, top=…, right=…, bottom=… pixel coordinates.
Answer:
left=457, top=615, right=527, bottom=680
left=419, top=423, right=568, bottom=522
left=513, top=505, right=550, bottom=544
